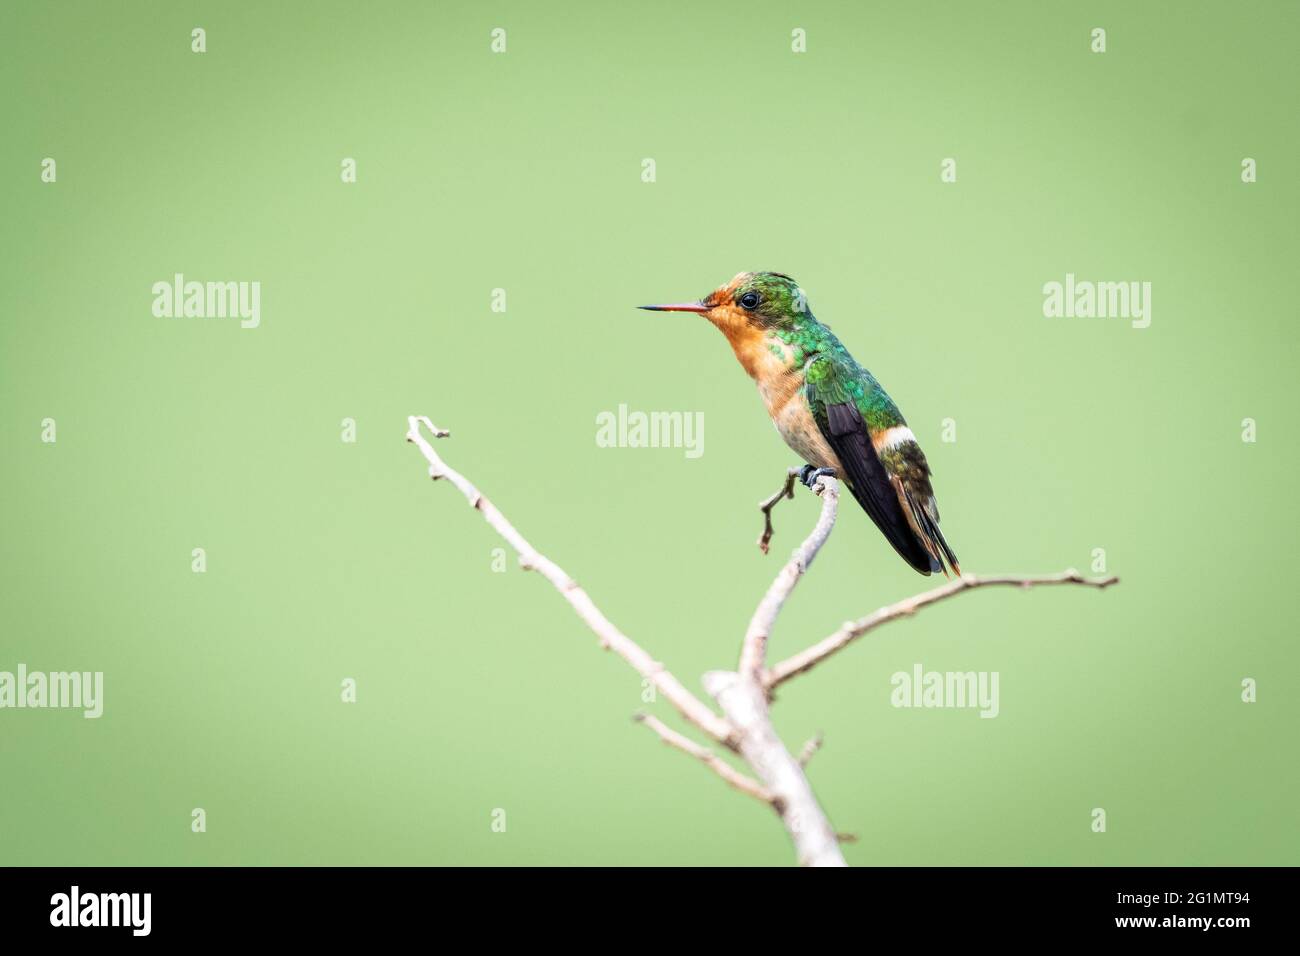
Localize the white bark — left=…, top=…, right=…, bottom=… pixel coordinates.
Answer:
left=405, top=414, right=1118, bottom=867
left=765, top=569, right=1120, bottom=689
left=406, top=416, right=735, bottom=746
left=704, top=670, right=846, bottom=867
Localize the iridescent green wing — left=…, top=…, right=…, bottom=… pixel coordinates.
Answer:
left=804, top=354, right=938, bottom=574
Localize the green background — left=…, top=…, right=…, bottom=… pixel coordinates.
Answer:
left=1, top=0, right=1296, bottom=866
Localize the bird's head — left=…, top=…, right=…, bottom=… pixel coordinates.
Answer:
left=639, top=271, right=811, bottom=335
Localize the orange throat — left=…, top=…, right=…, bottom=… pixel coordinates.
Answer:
left=708, top=306, right=770, bottom=380
left=708, top=308, right=803, bottom=423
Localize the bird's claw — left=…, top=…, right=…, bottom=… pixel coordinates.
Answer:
left=798, top=465, right=837, bottom=488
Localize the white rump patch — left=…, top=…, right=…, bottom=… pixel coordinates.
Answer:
left=874, top=425, right=916, bottom=450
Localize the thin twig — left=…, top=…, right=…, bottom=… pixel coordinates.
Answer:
left=764, top=569, right=1120, bottom=689
left=798, top=733, right=824, bottom=767
left=634, top=713, right=773, bottom=805
left=757, top=468, right=799, bottom=554
left=405, top=415, right=737, bottom=747
left=739, top=476, right=839, bottom=682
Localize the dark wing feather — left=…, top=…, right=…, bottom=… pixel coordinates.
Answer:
left=820, top=402, right=939, bottom=575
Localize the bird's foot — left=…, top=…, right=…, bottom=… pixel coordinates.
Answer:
left=798, top=465, right=837, bottom=489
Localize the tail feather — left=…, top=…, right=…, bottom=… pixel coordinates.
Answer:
left=920, top=506, right=961, bottom=577
left=895, top=479, right=961, bottom=578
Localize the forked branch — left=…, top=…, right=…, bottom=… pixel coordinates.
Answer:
left=405, top=416, right=1119, bottom=867
left=634, top=712, right=772, bottom=805
left=757, top=468, right=799, bottom=554
left=719, top=474, right=847, bottom=866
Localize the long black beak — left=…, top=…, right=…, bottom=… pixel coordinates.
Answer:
left=637, top=302, right=711, bottom=314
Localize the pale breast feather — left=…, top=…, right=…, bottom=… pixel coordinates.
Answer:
left=773, top=391, right=841, bottom=471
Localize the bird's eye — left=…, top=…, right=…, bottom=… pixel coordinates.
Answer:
left=739, top=292, right=760, bottom=309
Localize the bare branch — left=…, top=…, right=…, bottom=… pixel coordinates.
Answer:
left=765, top=569, right=1121, bottom=689
left=722, top=479, right=847, bottom=866
left=757, top=468, right=799, bottom=554
left=405, top=415, right=737, bottom=747
left=798, top=733, right=824, bottom=767
left=704, top=671, right=847, bottom=866
left=738, top=476, right=839, bottom=682
left=406, top=415, right=1119, bottom=869
left=634, top=713, right=773, bottom=805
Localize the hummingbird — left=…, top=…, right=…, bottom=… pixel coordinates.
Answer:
left=640, top=271, right=959, bottom=576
